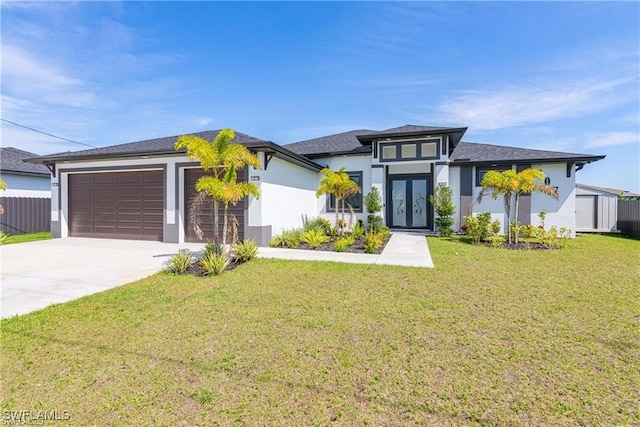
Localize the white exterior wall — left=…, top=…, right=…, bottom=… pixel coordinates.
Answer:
left=530, top=163, right=576, bottom=235
left=0, top=173, right=51, bottom=198
left=254, top=156, right=319, bottom=235
left=312, top=155, right=372, bottom=226
left=471, top=170, right=511, bottom=233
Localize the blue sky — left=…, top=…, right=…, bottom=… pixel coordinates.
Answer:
left=2, top=1, right=638, bottom=191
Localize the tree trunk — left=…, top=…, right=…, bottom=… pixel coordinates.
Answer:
left=222, top=204, right=229, bottom=254
left=335, top=198, right=340, bottom=234
left=213, top=199, right=219, bottom=244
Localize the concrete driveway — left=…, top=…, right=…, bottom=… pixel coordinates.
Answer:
left=1, top=238, right=204, bottom=319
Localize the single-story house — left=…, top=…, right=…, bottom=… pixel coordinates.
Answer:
left=0, top=147, right=51, bottom=235
left=26, top=125, right=604, bottom=244
left=575, top=183, right=639, bottom=232
left=0, top=147, right=51, bottom=198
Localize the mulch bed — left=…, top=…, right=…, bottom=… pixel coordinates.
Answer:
left=293, top=234, right=391, bottom=255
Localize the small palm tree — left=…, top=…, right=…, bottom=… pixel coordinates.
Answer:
left=479, top=168, right=558, bottom=243
left=316, top=167, right=361, bottom=232
left=176, top=129, right=261, bottom=243
left=0, top=179, right=6, bottom=215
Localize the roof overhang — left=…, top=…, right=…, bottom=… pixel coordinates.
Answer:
left=357, top=127, right=468, bottom=147
left=24, top=141, right=324, bottom=172
left=449, top=155, right=606, bottom=167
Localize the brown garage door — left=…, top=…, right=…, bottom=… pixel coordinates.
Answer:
left=69, top=170, right=164, bottom=241
left=185, top=168, right=245, bottom=243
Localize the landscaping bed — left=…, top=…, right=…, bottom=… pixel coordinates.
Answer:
left=295, top=232, right=391, bottom=254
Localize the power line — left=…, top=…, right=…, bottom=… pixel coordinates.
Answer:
left=0, top=118, right=96, bottom=148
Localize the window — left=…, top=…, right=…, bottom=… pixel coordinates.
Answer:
left=328, top=172, right=363, bottom=212
left=476, top=166, right=511, bottom=187
left=379, top=140, right=439, bottom=162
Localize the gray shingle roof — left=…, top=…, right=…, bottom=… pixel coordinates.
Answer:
left=285, top=125, right=468, bottom=156
left=33, top=130, right=267, bottom=161
left=450, top=141, right=604, bottom=164
left=576, top=183, right=640, bottom=198
left=0, top=147, right=50, bottom=175
left=285, top=129, right=376, bottom=156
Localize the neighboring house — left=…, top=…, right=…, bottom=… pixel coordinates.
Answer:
left=0, top=147, right=52, bottom=235
left=0, top=147, right=51, bottom=198
left=25, top=125, right=604, bottom=244
left=575, top=183, right=640, bottom=232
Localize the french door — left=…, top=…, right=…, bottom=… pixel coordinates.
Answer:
left=387, top=175, right=432, bottom=229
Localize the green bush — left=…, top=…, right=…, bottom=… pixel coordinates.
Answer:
left=464, top=212, right=499, bottom=244
left=334, top=238, right=348, bottom=252
left=363, top=231, right=384, bottom=254
left=269, top=228, right=302, bottom=248
left=204, top=240, right=223, bottom=257
left=200, top=252, right=230, bottom=276
left=0, top=231, right=7, bottom=245
left=343, top=234, right=356, bottom=246
left=429, top=185, right=456, bottom=237
left=303, top=216, right=332, bottom=235
left=300, top=229, right=330, bottom=249
left=364, top=187, right=383, bottom=232
left=351, top=221, right=364, bottom=239
left=169, top=250, right=193, bottom=274
left=233, top=240, right=258, bottom=262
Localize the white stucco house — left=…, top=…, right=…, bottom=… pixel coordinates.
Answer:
left=26, top=125, right=604, bottom=244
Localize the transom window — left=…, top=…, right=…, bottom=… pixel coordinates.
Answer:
left=328, top=171, right=363, bottom=212
left=379, top=140, right=439, bottom=162
left=476, top=166, right=512, bottom=187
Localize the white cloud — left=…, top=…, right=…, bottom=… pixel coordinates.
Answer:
left=584, top=131, right=639, bottom=149
left=433, top=77, right=637, bottom=131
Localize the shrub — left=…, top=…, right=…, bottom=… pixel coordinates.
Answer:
left=364, top=187, right=383, bottom=232
left=351, top=221, right=364, bottom=239
left=378, top=225, right=391, bottom=239
left=300, top=230, right=330, bottom=249
left=343, top=234, right=356, bottom=246
left=303, top=216, right=332, bottom=235
left=169, top=250, right=193, bottom=273
left=364, top=231, right=384, bottom=253
left=200, top=252, right=230, bottom=276
left=204, top=241, right=223, bottom=257
left=233, top=239, right=258, bottom=262
left=334, top=238, right=348, bottom=252
left=269, top=228, right=302, bottom=248
left=464, top=212, right=495, bottom=244
left=0, top=231, right=6, bottom=245
left=429, top=185, right=456, bottom=237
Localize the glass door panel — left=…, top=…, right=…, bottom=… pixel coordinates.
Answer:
left=391, top=180, right=407, bottom=227
left=411, top=179, right=428, bottom=228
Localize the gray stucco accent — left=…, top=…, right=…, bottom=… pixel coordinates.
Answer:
left=246, top=225, right=272, bottom=247
left=371, top=164, right=384, bottom=169
left=435, top=161, right=448, bottom=166
left=460, top=166, right=473, bottom=223
left=174, top=162, right=201, bottom=243
left=516, top=164, right=531, bottom=225
left=51, top=220, right=61, bottom=238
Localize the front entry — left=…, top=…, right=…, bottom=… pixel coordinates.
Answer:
left=387, top=175, right=432, bottom=229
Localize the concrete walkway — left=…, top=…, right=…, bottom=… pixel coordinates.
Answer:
left=258, top=232, right=434, bottom=268
left=1, top=232, right=432, bottom=318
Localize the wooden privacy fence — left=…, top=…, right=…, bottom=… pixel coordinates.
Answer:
left=617, top=200, right=640, bottom=239
left=0, top=197, right=51, bottom=235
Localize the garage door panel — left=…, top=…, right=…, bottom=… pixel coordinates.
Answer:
left=185, top=168, right=246, bottom=243
left=69, top=170, right=164, bottom=241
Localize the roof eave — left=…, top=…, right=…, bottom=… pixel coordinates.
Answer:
left=449, top=155, right=606, bottom=166
left=357, top=127, right=468, bottom=144
left=302, top=148, right=372, bottom=159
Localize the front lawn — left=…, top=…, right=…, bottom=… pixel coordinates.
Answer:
left=1, top=234, right=638, bottom=425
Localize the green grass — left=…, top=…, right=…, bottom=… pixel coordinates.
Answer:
left=2, top=231, right=51, bottom=245
left=1, top=234, right=638, bottom=425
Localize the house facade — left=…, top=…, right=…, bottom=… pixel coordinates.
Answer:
left=26, top=125, right=604, bottom=245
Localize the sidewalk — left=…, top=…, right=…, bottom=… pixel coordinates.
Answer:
left=258, top=232, right=434, bottom=268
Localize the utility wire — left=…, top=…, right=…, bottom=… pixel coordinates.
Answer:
left=0, top=118, right=96, bottom=148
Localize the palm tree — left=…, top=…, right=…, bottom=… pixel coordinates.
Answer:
left=478, top=168, right=558, bottom=243
left=316, top=167, right=361, bottom=232
left=196, top=165, right=260, bottom=250
left=0, top=179, right=6, bottom=215
left=175, top=129, right=261, bottom=243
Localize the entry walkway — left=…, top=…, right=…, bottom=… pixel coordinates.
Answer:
left=258, top=231, right=434, bottom=268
